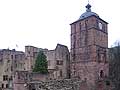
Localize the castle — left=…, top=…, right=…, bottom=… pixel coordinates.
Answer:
left=0, top=44, right=70, bottom=90
left=0, top=3, right=111, bottom=90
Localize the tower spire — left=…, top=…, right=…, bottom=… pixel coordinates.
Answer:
left=79, top=0, right=99, bottom=20
left=86, top=3, right=91, bottom=12
left=85, top=0, right=91, bottom=12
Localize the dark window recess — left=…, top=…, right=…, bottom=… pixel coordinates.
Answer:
left=2, top=84, right=4, bottom=88
left=74, top=71, right=76, bottom=76
left=73, top=53, right=75, bottom=61
left=31, top=65, right=33, bottom=69
left=33, top=52, right=37, bottom=58
left=6, top=84, right=9, bottom=88
left=6, top=68, right=8, bottom=72
left=3, top=75, right=8, bottom=81
left=56, top=61, right=63, bottom=65
left=106, top=81, right=110, bottom=86
left=66, top=55, right=69, bottom=61
left=11, top=66, right=13, bottom=71
left=11, top=55, right=13, bottom=59
left=18, top=74, right=20, bottom=79
left=9, top=76, right=13, bottom=80
left=79, top=23, right=81, bottom=30
left=15, top=55, right=17, bottom=59
left=85, top=20, right=88, bottom=29
left=0, top=58, right=3, bottom=62
left=100, top=70, right=104, bottom=78
left=103, top=24, right=105, bottom=31
left=74, top=24, right=76, bottom=33
left=73, top=35, right=76, bottom=48
left=15, top=64, right=17, bottom=68
left=39, top=85, right=41, bottom=88
left=96, top=20, right=99, bottom=28
left=28, top=51, right=30, bottom=54
left=7, top=60, right=10, bottom=63
left=60, top=70, right=62, bottom=77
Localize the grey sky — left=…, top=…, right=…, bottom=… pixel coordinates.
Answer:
left=0, top=0, right=119, bottom=51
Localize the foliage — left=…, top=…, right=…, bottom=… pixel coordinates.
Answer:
left=109, top=42, right=120, bottom=90
left=33, top=50, right=48, bottom=74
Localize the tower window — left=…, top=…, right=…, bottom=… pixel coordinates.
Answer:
left=98, top=22, right=102, bottom=30
left=79, top=23, right=81, bottom=30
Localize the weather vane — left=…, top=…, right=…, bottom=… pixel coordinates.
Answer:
left=88, top=0, right=89, bottom=3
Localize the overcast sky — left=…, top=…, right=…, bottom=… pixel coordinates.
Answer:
left=0, top=0, right=120, bottom=51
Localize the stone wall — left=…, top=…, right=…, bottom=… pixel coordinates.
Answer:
left=28, top=78, right=112, bottom=90
left=28, top=78, right=89, bottom=90
left=13, top=71, right=112, bottom=90
left=13, top=71, right=49, bottom=90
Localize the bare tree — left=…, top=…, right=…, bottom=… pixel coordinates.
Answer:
left=109, top=42, right=120, bottom=90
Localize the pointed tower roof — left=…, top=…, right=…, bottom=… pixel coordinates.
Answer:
left=79, top=4, right=99, bottom=20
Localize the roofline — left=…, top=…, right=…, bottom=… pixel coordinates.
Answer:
left=70, top=15, right=108, bottom=25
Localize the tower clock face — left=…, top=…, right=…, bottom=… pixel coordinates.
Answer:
left=99, top=22, right=102, bottom=30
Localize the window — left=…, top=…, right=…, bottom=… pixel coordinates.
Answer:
left=100, top=70, right=104, bottom=78
left=15, top=55, right=17, bottom=59
left=9, top=76, right=13, bottom=80
left=33, top=52, right=37, bottom=58
left=2, top=84, right=4, bottom=88
left=74, top=24, right=76, bottom=33
left=60, top=70, right=62, bottom=77
left=66, top=55, right=69, bottom=61
left=6, top=84, right=9, bottom=88
left=11, top=55, right=13, bottom=59
left=7, top=60, right=10, bottom=63
left=3, top=75, right=8, bottom=81
left=28, top=51, right=30, bottom=54
left=79, top=23, right=81, bottom=31
left=31, top=65, right=33, bottom=69
left=106, top=81, right=110, bottom=86
left=18, top=74, right=20, bottom=79
left=99, top=22, right=102, bottom=30
left=81, top=21, right=86, bottom=30
left=15, top=64, right=17, bottom=68
left=56, top=60, right=63, bottom=65
left=11, top=66, right=13, bottom=71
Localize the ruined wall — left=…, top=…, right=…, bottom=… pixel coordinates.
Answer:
left=13, top=70, right=112, bottom=90
left=25, top=44, right=70, bottom=79
left=0, top=49, right=25, bottom=89
left=27, top=79, right=111, bottom=90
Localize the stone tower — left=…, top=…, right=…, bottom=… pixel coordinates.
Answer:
left=70, top=4, right=109, bottom=86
